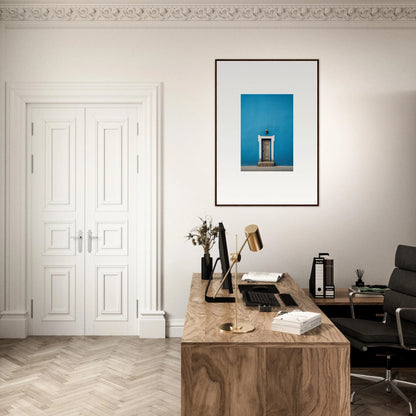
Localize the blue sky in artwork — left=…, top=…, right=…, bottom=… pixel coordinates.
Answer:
left=241, top=94, right=293, bottom=167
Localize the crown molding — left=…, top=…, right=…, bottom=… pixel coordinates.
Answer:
left=0, top=4, right=415, bottom=22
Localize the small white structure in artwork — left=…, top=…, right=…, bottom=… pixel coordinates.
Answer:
left=258, top=135, right=275, bottom=167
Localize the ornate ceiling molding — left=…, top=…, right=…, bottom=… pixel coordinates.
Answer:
left=0, top=4, right=415, bottom=22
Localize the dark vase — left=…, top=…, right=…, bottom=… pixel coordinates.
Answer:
left=201, top=256, right=213, bottom=280
left=356, top=278, right=365, bottom=287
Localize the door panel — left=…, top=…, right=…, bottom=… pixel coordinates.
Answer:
left=29, top=105, right=140, bottom=336
left=85, top=108, right=138, bottom=335
left=97, top=121, right=128, bottom=210
left=44, top=265, right=75, bottom=319
left=44, top=123, right=75, bottom=209
left=43, top=221, right=76, bottom=256
left=262, top=139, right=271, bottom=162
left=96, top=222, right=128, bottom=256
left=96, top=265, right=128, bottom=321
left=29, top=107, right=85, bottom=335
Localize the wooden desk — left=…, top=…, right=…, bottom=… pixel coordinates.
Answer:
left=181, top=274, right=350, bottom=416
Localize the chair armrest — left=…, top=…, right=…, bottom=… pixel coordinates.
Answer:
left=395, top=308, right=416, bottom=350
left=349, top=290, right=386, bottom=319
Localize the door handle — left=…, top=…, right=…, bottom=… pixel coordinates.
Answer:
left=87, top=230, right=99, bottom=253
left=71, top=230, right=83, bottom=253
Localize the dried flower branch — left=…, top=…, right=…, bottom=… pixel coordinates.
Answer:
left=355, top=269, right=365, bottom=280
left=186, top=216, right=219, bottom=263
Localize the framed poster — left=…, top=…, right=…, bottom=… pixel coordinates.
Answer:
left=215, top=59, right=319, bottom=206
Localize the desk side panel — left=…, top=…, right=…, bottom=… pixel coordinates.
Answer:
left=265, top=345, right=350, bottom=416
left=181, top=344, right=265, bottom=416
left=181, top=344, right=192, bottom=415
left=181, top=343, right=350, bottom=416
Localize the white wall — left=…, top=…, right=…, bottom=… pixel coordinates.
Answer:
left=1, top=20, right=416, bottom=329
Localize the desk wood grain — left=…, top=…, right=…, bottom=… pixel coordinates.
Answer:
left=181, top=273, right=350, bottom=416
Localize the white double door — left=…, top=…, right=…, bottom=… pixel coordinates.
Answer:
left=29, top=105, right=141, bottom=335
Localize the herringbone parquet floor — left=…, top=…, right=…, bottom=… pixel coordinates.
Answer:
left=1, top=337, right=416, bottom=415
left=0, top=337, right=180, bottom=416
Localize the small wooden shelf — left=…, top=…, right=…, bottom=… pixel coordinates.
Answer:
left=304, top=288, right=384, bottom=306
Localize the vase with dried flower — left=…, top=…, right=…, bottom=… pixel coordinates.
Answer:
left=186, top=216, right=219, bottom=280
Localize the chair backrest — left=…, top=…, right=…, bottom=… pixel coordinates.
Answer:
left=384, top=245, right=416, bottom=324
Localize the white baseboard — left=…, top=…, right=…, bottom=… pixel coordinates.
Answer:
left=167, top=319, right=184, bottom=338
left=0, top=311, right=184, bottom=339
left=139, top=310, right=166, bottom=338
left=0, top=312, right=28, bottom=338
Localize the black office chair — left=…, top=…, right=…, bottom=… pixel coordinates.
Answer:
left=332, top=244, right=416, bottom=416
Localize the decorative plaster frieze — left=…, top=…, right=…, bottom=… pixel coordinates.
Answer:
left=0, top=4, right=415, bottom=22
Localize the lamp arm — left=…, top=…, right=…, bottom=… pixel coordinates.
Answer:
left=212, top=236, right=249, bottom=299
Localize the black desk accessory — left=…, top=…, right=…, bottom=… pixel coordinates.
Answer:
left=243, top=291, right=280, bottom=307
left=258, top=305, right=272, bottom=312
left=204, top=222, right=236, bottom=303
left=205, top=258, right=235, bottom=303
left=279, top=293, right=298, bottom=307
left=238, top=284, right=279, bottom=294
left=218, top=222, right=233, bottom=292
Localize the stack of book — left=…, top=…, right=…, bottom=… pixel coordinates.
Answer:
left=242, top=272, right=283, bottom=282
left=350, top=285, right=389, bottom=294
left=272, top=311, right=321, bottom=335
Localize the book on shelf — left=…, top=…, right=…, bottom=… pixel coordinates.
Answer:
left=272, top=310, right=321, bottom=335
left=349, top=285, right=389, bottom=295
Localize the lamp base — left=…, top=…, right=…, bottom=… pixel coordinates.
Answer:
left=219, top=322, right=255, bottom=334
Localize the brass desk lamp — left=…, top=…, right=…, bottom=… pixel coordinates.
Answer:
left=213, top=224, right=263, bottom=333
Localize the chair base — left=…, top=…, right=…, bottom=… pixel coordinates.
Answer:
left=351, top=367, right=416, bottom=415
